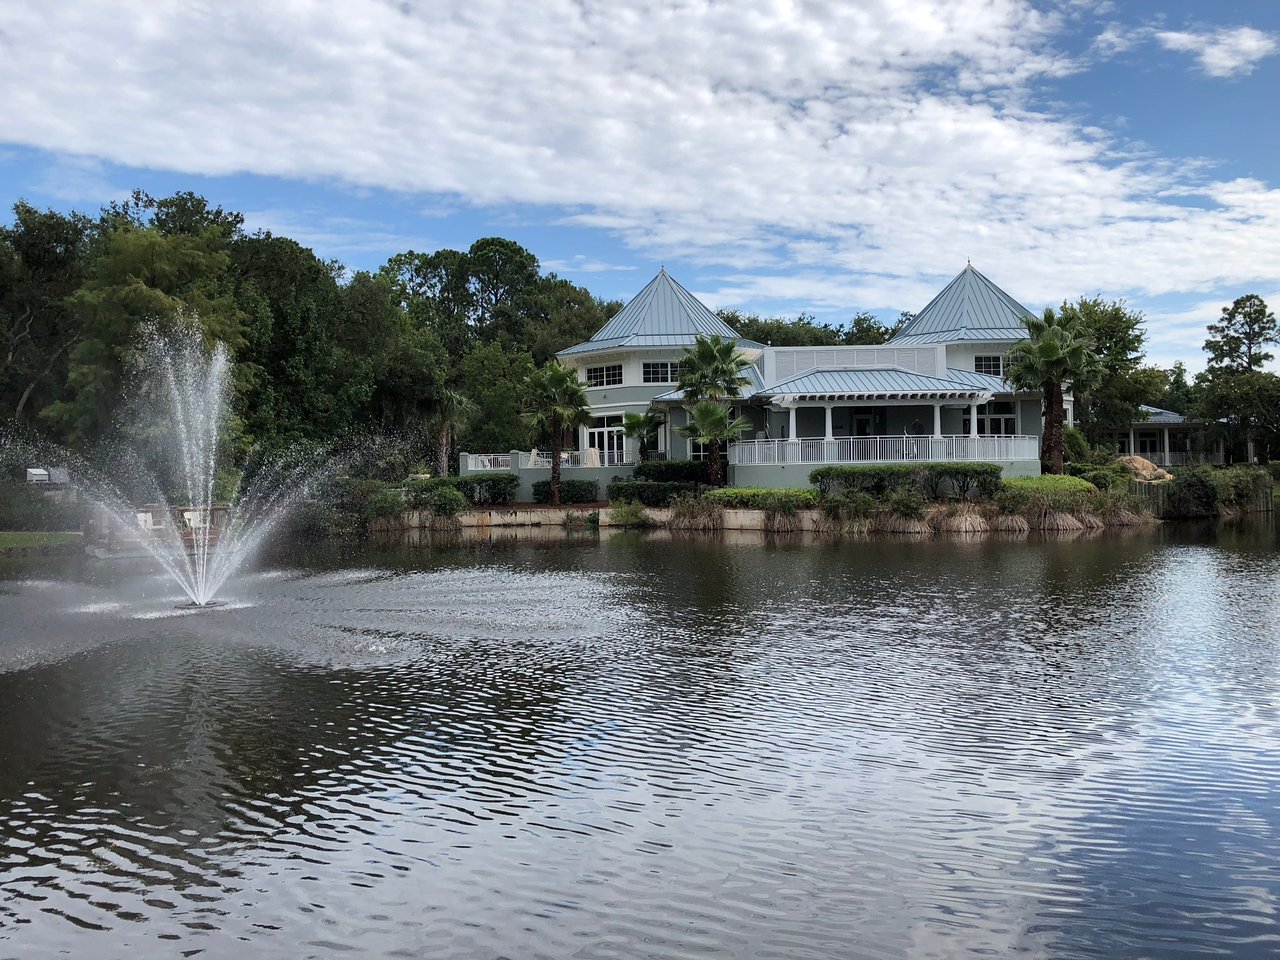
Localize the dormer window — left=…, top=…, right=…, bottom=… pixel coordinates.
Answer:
left=974, top=355, right=1004, bottom=377
left=585, top=364, right=623, bottom=387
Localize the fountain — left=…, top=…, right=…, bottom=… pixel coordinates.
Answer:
left=11, top=321, right=337, bottom=607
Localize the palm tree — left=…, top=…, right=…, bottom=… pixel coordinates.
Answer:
left=677, top=334, right=752, bottom=402
left=1006, top=308, right=1101, bottom=475
left=433, top=387, right=477, bottom=476
left=621, top=410, right=665, bottom=461
left=676, top=401, right=751, bottom=486
left=522, top=362, right=592, bottom=505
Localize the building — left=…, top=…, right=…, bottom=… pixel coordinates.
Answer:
left=461, top=265, right=1054, bottom=494
left=1106, top=405, right=1224, bottom=467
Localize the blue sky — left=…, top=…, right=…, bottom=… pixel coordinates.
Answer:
left=1, top=1, right=1277, bottom=369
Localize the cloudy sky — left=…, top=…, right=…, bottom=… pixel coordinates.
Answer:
left=2, top=0, right=1277, bottom=368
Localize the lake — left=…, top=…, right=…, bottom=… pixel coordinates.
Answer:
left=1, top=522, right=1277, bottom=959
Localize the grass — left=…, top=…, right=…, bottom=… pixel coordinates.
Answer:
left=0, top=531, right=81, bottom=551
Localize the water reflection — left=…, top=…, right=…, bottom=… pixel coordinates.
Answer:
left=0, top=522, right=1277, bottom=957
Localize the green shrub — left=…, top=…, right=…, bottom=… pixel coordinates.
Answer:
left=1219, top=466, right=1271, bottom=505
left=668, top=493, right=723, bottom=530
left=406, top=473, right=519, bottom=508
left=809, top=462, right=1001, bottom=501
left=362, top=488, right=405, bottom=524
left=996, top=475, right=1098, bottom=515
left=452, top=472, right=520, bottom=506
left=821, top=490, right=877, bottom=522
left=532, top=478, right=599, bottom=504
left=606, top=480, right=697, bottom=506
left=1076, top=464, right=1131, bottom=493
left=633, top=459, right=710, bottom=483
left=1267, top=462, right=1280, bottom=484
left=0, top=482, right=82, bottom=531
left=428, top=486, right=468, bottom=517
left=1166, top=466, right=1223, bottom=517
left=808, top=464, right=922, bottom=498
left=1063, top=426, right=1091, bottom=465
left=885, top=489, right=926, bottom=520
left=607, top=500, right=653, bottom=528
left=701, top=487, right=820, bottom=511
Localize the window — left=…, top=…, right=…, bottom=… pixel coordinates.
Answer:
left=689, top=441, right=709, bottom=461
left=962, top=400, right=1017, bottom=436
left=643, top=361, right=681, bottom=384
left=974, top=355, right=1004, bottom=376
left=585, top=364, right=622, bottom=387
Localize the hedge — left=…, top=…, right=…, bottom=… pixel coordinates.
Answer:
left=633, top=459, right=710, bottom=484
left=406, top=473, right=519, bottom=508
left=995, top=475, right=1098, bottom=514
left=0, top=482, right=82, bottom=531
left=809, top=462, right=1001, bottom=500
left=532, top=478, right=599, bottom=504
left=606, top=480, right=698, bottom=506
left=701, top=487, right=820, bottom=511
left=1268, top=462, right=1280, bottom=483
left=1168, top=465, right=1271, bottom=517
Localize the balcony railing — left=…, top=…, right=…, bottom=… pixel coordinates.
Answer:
left=462, top=454, right=513, bottom=471
left=728, top=435, right=1041, bottom=466
left=462, top=450, right=640, bottom=472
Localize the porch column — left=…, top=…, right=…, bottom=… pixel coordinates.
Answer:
left=1163, top=427, right=1170, bottom=466
left=932, top=402, right=942, bottom=438
left=788, top=405, right=797, bottom=440
left=1128, top=427, right=1135, bottom=456
left=969, top=402, right=978, bottom=438
left=824, top=404, right=834, bottom=441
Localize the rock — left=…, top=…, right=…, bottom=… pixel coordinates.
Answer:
left=1118, top=455, right=1171, bottom=482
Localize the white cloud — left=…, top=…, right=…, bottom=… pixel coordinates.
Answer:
left=541, top=255, right=637, bottom=275
left=0, top=1, right=1277, bottom=369
left=1156, top=26, right=1278, bottom=78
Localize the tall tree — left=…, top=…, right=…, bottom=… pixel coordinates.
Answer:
left=1060, top=297, right=1148, bottom=443
left=843, top=311, right=904, bottom=345
left=0, top=202, right=95, bottom=423
left=1204, top=294, right=1278, bottom=372
left=467, top=237, right=541, bottom=343
left=522, top=362, right=591, bottom=505
left=432, top=388, right=477, bottom=476
left=676, top=401, right=751, bottom=486
left=1005, top=308, right=1101, bottom=475
left=457, top=341, right=534, bottom=453
left=1194, top=369, right=1280, bottom=464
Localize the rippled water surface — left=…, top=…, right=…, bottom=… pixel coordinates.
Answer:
left=1, top=524, right=1278, bottom=959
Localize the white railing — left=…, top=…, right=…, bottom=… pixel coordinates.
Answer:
left=462, top=450, right=633, bottom=471
left=728, top=435, right=1041, bottom=465
left=463, top=454, right=512, bottom=471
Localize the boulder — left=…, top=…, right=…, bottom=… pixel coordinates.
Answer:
left=1118, top=455, right=1171, bottom=482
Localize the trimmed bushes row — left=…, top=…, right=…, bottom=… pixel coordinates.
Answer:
left=532, top=479, right=599, bottom=504
left=995, top=475, right=1099, bottom=515
left=633, top=459, right=711, bottom=484
left=809, top=462, right=1002, bottom=501
left=701, top=487, right=820, bottom=511
left=605, top=480, right=698, bottom=506
left=406, top=472, right=520, bottom=508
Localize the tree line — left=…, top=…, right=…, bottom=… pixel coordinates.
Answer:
left=3, top=189, right=1276, bottom=476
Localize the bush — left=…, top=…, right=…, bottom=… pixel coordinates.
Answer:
left=1075, top=464, right=1131, bottom=493
left=809, top=462, right=1002, bottom=501
left=885, top=489, right=926, bottom=520
left=606, top=480, right=698, bottom=507
left=362, top=488, right=405, bottom=524
left=808, top=464, right=922, bottom=498
left=428, top=486, right=468, bottom=517
left=668, top=494, right=723, bottom=530
left=1168, top=465, right=1271, bottom=517
left=821, top=490, right=877, bottom=522
left=607, top=500, right=653, bottom=528
left=406, top=473, right=518, bottom=508
left=633, top=460, right=711, bottom=484
left=701, top=487, right=820, bottom=511
left=532, top=478, right=599, bottom=504
left=1220, top=465, right=1271, bottom=504
left=0, top=482, right=82, bottom=531
left=995, top=475, right=1098, bottom=515
left=1267, top=462, right=1280, bottom=484
left=1063, top=426, right=1090, bottom=465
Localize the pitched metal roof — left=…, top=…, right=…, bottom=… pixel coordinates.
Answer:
left=757, top=367, right=992, bottom=401
left=943, top=367, right=1013, bottom=392
left=558, top=269, right=761, bottom=357
left=1138, top=404, right=1189, bottom=424
left=889, top=265, right=1034, bottom=346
